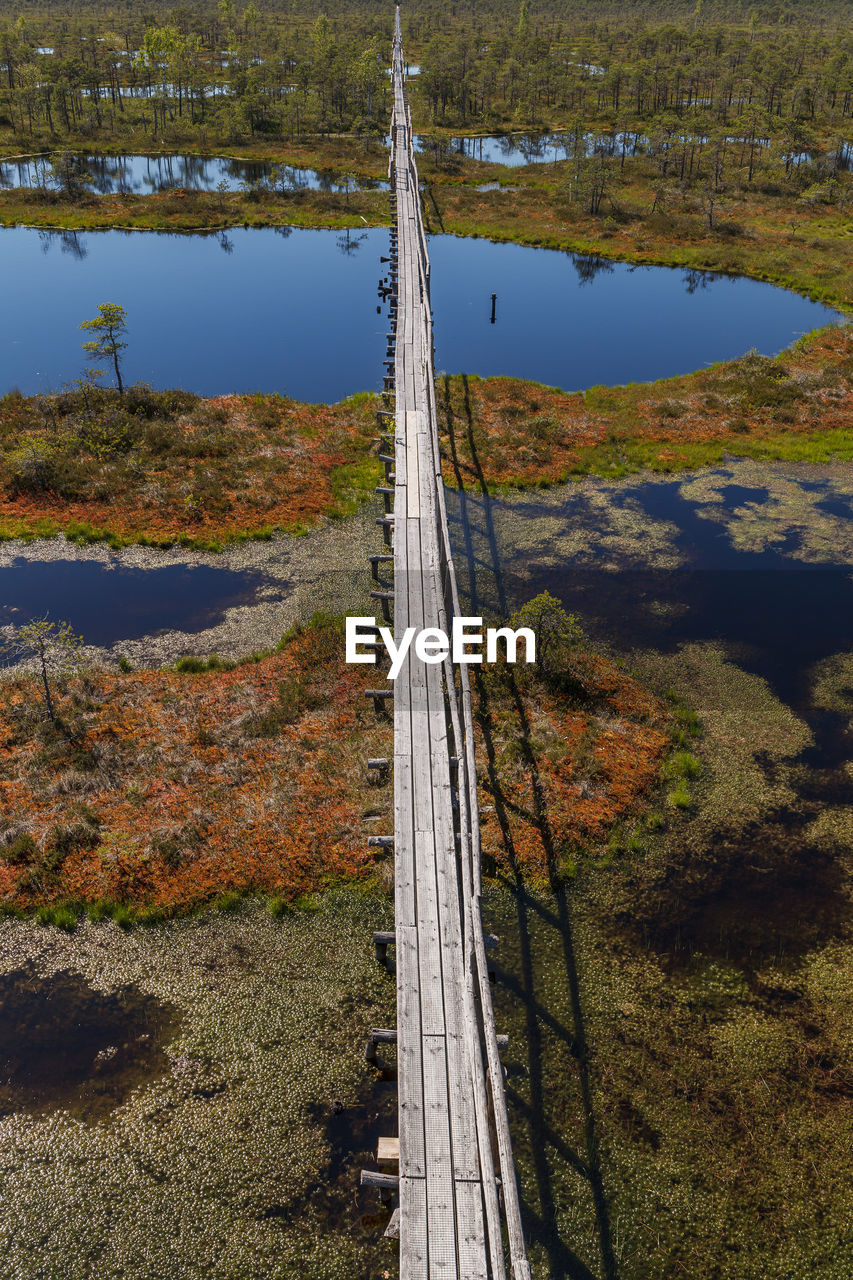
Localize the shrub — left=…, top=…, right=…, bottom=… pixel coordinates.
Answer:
left=511, top=591, right=584, bottom=684
left=664, top=751, right=702, bottom=781
left=674, top=706, right=701, bottom=737
left=654, top=399, right=688, bottom=419
left=112, top=905, right=134, bottom=930
left=151, top=824, right=203, bottom=868
left=47, top=821, right=101, bottom=857
left=4, top=439, right=85, bottom=499
left=185, top=468, right=231, bottom=517
left=174, top=654, right=229, bottom=673
left=4, top=440, right=59, bottom=494
left=247, top=394, right=285, bottom=430
left=36, top=903, right=78, bottom=931
left=726, top=351, right=805, bottom=411
left=248, top=677, right=320, bottom=735
left=1, top=832, right=37, bottom=865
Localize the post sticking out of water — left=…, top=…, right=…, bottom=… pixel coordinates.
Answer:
left=490, top=293, right=497, bottom=324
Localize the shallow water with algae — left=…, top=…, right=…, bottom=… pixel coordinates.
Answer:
left=0, top=892, right=397, bottom=1280
left=464, top=459, right=853, bottom=1279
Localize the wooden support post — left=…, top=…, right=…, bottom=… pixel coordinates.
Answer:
left=367, top=756, right=390, bottom=770
left=373, top=930, right=395, bottom=965
left=376, top=513, right=394, bottom=546
left=360, top=1170, right=398, bottom=1204
left=368, top=835, right=395, bottom=849
left=370, top=590, right=393, bottom=622
left=369, top=552, right=393, bottom=580
left=365, top=1027, right=398, bottom=1063
left=364, top=689, right=394, bottom=714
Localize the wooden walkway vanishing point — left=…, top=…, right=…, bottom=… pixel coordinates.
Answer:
left=360, top=9, right=531, bottom=1279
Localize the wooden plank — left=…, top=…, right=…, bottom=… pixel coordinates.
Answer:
left=454, top=1181, right=490, bottom=1280
left=400, top=1175, right=428, bottom=1280
left=413, top=827, right=446, bottom=1039
left=396, top=923, right=425, bottom=1179
left=406, top=410, right=421, bottom=516
left=378, top=1136, right=400, bottom=1163
left=422, top=1035, right=458, bottom=1280
left=424, top=665, right=481, bottom=1186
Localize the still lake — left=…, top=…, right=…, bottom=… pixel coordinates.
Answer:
left=0, top=153, right=388, bottom=195
left=0, top=226, right=841, bottom=401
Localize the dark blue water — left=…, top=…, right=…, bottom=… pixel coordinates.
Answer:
left=0, top=226, right=387, bottom=401
left=0, top=226, right=842, bottom=400
left=0, top=154, right=388, bottom=195
left=415, top=131, right=846, bottom=168
left=430, top=131, right=638, bottom=165
left=427, top=237, right=842, bottom=389
left=0, top=559, right=266, bottom=647
left=451, top=471, right=853, bottom=719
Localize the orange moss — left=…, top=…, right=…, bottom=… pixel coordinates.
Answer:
left=439, top=326, right=853, bottom=489
left=0, top=389, right=380, bottom=544
left=475, top=652, right=672, bottom=881
left=0, top=620, right=672, bottom=914
left=0, top=618, right=392, bottom=912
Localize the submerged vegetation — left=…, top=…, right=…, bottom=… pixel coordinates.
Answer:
left=467, top=522, right=853, bottom=1280
left=0, top=894, right=399, bottom=1279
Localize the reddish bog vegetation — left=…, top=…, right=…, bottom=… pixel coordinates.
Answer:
left=475, top=649, right=673, bottom=879
left=0, top=386, right=380, bottom=547
left=1, top=329, right=850, bottom=549
left=0, top=614, right=672, bottom=917
left=439, top=326, right=853, bottom=488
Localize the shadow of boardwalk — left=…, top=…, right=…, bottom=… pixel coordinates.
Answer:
left=440, top=375, right=618, bottom=1280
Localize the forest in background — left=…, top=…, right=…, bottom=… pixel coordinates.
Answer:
left=1, top=0, right=850, bottom=151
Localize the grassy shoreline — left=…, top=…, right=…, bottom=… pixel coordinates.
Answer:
left=2, top=138, right=851, bottom=313
left=1, top=327, right=849, bottom=550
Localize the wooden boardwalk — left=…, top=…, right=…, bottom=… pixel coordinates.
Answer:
left=364, top=10, right=530, bottom=1279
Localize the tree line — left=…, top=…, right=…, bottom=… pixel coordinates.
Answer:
left=0, top=8, right=394, bottom=141
left=0, top=1, right=849, bottom=151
